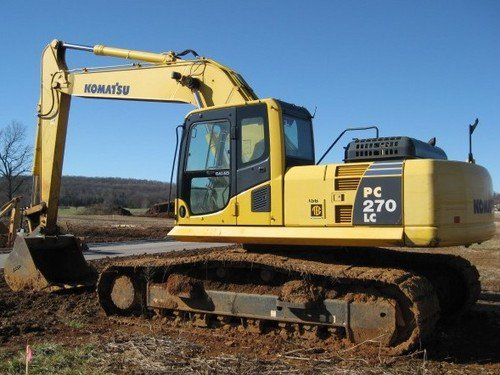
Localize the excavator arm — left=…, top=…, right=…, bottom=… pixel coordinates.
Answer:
left=30, top=39, right=257, bottom=234
left=6, top=39, right=258, bottom=291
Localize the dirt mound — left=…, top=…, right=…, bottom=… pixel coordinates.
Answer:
left=81, top=205, right=133, bottom=216
left=145, top=201, right=174, bottom=217
left=60, top=223, right=172, bottom=243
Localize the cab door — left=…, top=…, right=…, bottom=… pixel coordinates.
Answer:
left=235, top=103, right=272, bottom=225
left=177, top=107, right=237, bottom=225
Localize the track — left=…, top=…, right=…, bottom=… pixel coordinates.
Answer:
left=97, top=247, right=442, bottom=355
left=243, top=245, right=481, bottom=319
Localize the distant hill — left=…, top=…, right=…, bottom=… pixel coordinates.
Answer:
left=0, top=176, right=174, bottom=209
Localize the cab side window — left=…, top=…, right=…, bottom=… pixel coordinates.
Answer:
left=240, top=116, right=265, bottom=165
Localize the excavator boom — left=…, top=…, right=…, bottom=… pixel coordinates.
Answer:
left=32, top=40, right=257, bottom=234
left=5, top=39, right=258, bottom=291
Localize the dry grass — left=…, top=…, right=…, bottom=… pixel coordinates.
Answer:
left=0, top=343, right=103, bottom=375
left=88, top=335, right=434, bottom=375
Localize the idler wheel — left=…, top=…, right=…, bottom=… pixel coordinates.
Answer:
left=98, top=268, right=144, bottom=316
left=111, top=276, right=136, bottom=310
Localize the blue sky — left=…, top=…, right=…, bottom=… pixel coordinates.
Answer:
left=0, top=1, right=499, bottom=189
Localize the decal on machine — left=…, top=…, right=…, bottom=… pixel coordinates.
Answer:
left=310, top=204, right=323, bottom=218
left=473, top=198, right=493, bottom=214
left=353, top=176, right=402, bottom=225
left=84, top=83, right=130, bottom=95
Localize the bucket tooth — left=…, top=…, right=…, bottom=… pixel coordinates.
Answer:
left=4, top=234, right=97, bottom=292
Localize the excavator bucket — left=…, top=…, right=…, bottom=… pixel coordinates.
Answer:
left=4, top=234, right=97, bottom=292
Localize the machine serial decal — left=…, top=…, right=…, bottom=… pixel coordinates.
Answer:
left=361, top=187, right=397, bottom=223
left=349, top=161, right=403, bottom=225
left=353, top=175, right=402, bottom=225
left=84, top=83, right=130, bottom=95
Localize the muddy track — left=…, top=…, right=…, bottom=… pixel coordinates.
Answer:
left=98, top=247, right=440, bottom=355
left=244, top=245, right=481, bottom=318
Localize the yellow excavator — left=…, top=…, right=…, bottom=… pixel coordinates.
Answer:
left=4, top=40, right=495, bottom=353
left=0, top=196, right=22, bottom=248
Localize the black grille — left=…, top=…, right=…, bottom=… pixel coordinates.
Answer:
left=251, top=185, right=271, bottom=212
left=344, top=136, right=447, bottom=162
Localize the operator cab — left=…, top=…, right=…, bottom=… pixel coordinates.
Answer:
left=177, top=99, right=315, bottom=218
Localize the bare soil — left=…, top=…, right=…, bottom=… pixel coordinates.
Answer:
left=58, top=214, right=174, bottom=243
left=0, top=216, right=498, bottom=374
left=0, top=215, right=173, bottom=254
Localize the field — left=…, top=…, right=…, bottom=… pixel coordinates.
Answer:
left=58, top=210, right=175, bottom=243
left=0, top=213, right=498, bottom=374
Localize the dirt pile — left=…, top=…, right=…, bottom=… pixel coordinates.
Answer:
left=59, top=223, right=172, bottom=243
left=145, top=201, right=174, bottom=217
left=58, top=213, right=174, bottom=243
left=78, top=204, right=132, bottom=216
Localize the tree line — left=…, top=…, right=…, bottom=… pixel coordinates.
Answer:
left=59, top=176, right=174, bottom=208
left=1, top=175, right=174, bottom=209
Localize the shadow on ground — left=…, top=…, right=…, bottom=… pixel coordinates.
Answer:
left=427, top=295, right=500, bottom=364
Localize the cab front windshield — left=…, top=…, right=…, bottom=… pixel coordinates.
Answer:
left=185, top=120, right=231, bottom=215
left=283, top=114, right=314, bottom=166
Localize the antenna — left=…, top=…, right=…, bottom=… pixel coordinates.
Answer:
left=316, top=126, right=379, bottom=165
left=468, top=118, right=479, bottom=164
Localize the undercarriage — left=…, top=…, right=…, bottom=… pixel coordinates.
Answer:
left=96, top=246, right=479, bottom=354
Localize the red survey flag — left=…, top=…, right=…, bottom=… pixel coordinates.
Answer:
left=26, top=345, right=32, bottom=363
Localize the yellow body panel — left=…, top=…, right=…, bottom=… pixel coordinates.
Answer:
left=169, top=225, right=404, bottom=247
left=284, top=164, right=359, bottom=227
left=235, top=182, right=272, bottom=225
left=284, top=165, right=330, bottom=226
left=176, top=197, right=237, bottom=225
left=403, top=160, right=495, bottom=246
left=174, top=158, right=495, bottom=248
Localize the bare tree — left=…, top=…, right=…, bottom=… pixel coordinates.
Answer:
left=0, top=121, right=32, bottom=200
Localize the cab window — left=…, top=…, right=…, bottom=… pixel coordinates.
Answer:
left=186, top=120, right=230, bottom=171
left=240, top=116, right=265, bottom=164
left=283, top=114, right=314, bottom=167
left=186, top=120, right=231, bottom=214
